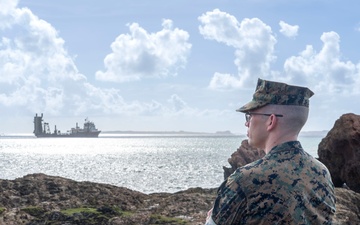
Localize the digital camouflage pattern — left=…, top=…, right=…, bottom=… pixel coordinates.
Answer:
left=237, top=78, right=314, bottom=112
left=211, top=141, right=336, bottom=225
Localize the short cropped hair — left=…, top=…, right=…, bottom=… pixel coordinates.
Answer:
left=262, top=104, right=309, bottom=134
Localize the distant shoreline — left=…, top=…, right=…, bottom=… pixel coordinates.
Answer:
left=299, top=130, right=328, bottom=137
left=101, top=130, right=236, bottom=135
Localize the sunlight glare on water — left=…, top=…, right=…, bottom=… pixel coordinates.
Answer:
left=0, top=135, right=242, bottom=193
left=0, top=134, right=322, bottom=193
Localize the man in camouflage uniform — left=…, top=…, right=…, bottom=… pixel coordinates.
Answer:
left=206, top=78, right=336, bottom=225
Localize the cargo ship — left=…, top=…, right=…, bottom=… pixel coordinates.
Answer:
left=33, top=113, right=101, bottom=138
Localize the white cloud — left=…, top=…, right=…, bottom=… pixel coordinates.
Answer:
left=0, top=0, right=17, bottom=12
left=3, top=1, right=360, bottom=134
left=198, top=9, right=243, bottom=48
left=0, top=0, right=18, bottom=29
left=0, top=2, right=204, bottom=121
left=198, top=9, right=277, bottom=89
left=0, top=2, right=135, bottom=117
left=198, top=10, right=360, bottom=97
left=95, top=19, right=192, bottom=83
left=0, top=3, right=94, bottom=115
left=279, top=20, right=299, bottom=38
left=208, top=72, right=241, bottom=90
left=283, top=31, right=360, bottom=94
left=168, top=94, right=188, bottom=112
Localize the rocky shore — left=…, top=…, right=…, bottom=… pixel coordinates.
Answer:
left=1, top=113, right=360, bottom=224
left=0, top=174, right=359, bottom=225
left=0, top=173, right=216, bottom=225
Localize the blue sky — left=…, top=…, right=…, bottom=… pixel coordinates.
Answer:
left=1, top=0, right=360, bottom=134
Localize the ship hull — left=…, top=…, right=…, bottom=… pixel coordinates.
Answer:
left=35, top=131, right=101, bottom=138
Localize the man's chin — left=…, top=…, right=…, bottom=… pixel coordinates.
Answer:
left=248, top=139, right=258, bottom=149
left=248, top=139, right=253, bottom=146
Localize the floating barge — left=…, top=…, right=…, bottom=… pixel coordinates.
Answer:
left=33, top=113, right=101, bottom=138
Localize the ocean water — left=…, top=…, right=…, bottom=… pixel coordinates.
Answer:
left=0, top=134, right=323, bottom=194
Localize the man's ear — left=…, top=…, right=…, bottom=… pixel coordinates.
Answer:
left=266, top=114, right=277, bottom=131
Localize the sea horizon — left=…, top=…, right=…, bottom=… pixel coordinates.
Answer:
left=1, top=129, right=329, bottom=138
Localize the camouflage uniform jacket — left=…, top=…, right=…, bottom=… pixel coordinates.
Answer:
left=211, top=141, right=336, bottom=225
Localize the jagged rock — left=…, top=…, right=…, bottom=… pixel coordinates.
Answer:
left=334, top=188, right=360, bottom=224
left=0, top=174, right=217, bottom=225
left=223, top=139, right=265, bottom=179
left=318, top=113, right=360, bottom=193
left=0, top=173, right=146, bottom=211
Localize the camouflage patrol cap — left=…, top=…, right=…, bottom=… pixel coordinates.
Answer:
left=236, top=78, right=314, bottom=112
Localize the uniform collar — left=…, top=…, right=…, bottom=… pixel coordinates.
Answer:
left=268, top=141, right=303, bottom=154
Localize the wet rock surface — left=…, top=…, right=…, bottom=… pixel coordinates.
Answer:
left=318, top=113, right=360, bottom=193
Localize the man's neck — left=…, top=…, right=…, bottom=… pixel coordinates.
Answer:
left=264, top=133, right=298, bottom=154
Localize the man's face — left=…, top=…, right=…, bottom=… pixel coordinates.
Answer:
left=245, top=109, right=268, bottom=150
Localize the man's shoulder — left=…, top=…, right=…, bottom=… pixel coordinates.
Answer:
left=229, top=158, right=276, bottom=186
left=228, top=148, right=319, bottom=186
